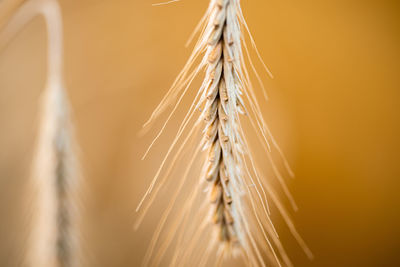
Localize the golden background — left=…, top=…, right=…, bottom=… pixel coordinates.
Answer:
left=0, top=0, right=399, bottom=266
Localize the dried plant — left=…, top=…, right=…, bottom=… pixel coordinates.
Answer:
left=0, top=1, right=80, bottom=266
left=137, top=0, right=313, bottom=266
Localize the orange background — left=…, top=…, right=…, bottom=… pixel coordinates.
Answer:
left=0, top=0, right=399, bottom=266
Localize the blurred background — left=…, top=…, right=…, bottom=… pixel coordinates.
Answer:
left=1, top=0, right=400, bottom=266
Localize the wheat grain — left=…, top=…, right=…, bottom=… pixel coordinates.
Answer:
left=0, top=1, right=80, bottom=266
left=138, top=0, right=313, bottom=266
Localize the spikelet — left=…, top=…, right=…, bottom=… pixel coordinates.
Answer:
left=1, top=1, right=80, bottom=266
left=138, top=0, right=313, bottom=266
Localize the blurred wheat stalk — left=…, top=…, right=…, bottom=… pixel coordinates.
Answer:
left=0, top=0, right=80, bottom=266
left=138, top=0, right=313, bottom=266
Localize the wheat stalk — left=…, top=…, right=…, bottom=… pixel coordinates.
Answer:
left=0, top=1, right=79, bottom=266
left=139, top=0, right=313, bottom=266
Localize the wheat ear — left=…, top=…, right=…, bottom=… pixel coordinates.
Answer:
left=201, top=0, right=243, bottom=246
left=138, top=0, right=313, bottom=266
left=0, top=1, right=79, bottom=266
